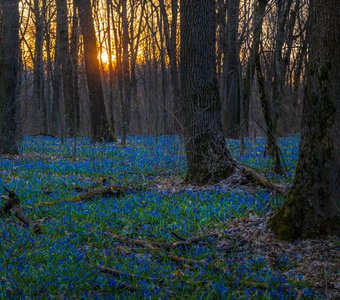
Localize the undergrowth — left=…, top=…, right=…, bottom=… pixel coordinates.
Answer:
left=0, top=135, right=315, bottom=299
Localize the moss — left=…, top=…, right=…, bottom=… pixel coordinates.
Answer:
left=70, top=196, right=81, bottom=202
left=269, top=191, right=300, bottom=241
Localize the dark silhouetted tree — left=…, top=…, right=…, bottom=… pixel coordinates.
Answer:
left=75, top=0, right=116, bottom=142
left=269, top=0, right=340, bottom=240
left=180, top=0, right=236, bottom=184
left=0, top=0, right=20, bottom=154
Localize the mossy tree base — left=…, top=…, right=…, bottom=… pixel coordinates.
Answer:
left=269, top=190, right=340, bottom=241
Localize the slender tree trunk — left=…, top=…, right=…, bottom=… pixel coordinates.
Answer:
left=253, top=0, right=283, bottom=174
left=106, top=0, right=116, bottom=135
left=75, top=0, right=116, bottom=142
left=51, top=15, right=62, bottom=137
left=223, top=0, right=241, bottom=138
left=45, top=5, right=53, bottom=134
left=159, top=0, right=181, bottom=132
left=181, top=0, right=236, bottom=185
left=269, top=0, right=340, bottom=240
left=120, top=0, right=131, bottom=147
left=57, top=0, right=77, bottom=136
left=271, top=0, right=293, bottom=135
left=32, top=0, right=45, bottom=134
left=70, top=4, right=80, bottom=135
left=0, top=0, right=20, bottom=154
left=159, top=13, right=168, bottom=134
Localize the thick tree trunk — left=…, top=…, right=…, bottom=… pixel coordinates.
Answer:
left=269, top=0, right=340, bottom=240
left=223, top=0, right=241, bottom=138
left=75, top=0, right=116, bottom=142
left=0, top=0, right=20, bottom=154
left=180, top=0, right=236, bottom=185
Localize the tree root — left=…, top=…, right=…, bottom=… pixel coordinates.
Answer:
left=0, top=187, right=42, bottom=234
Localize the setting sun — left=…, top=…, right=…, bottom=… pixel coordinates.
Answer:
left=99, top=51, right=117, bottom=66
left=100, top=51, right=109, bottom=64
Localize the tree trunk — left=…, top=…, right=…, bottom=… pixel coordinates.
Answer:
left=32, top=0, right=46, bottom=134
left=159, top=0, right=181, bottom=132
left=0, top=0, right=20, bottom=154
left=223, top=0, right=241, bottom=138
left=106, top=0, right=116, bottom=136
left=159, top=13, right=168, bottom=135
left=253, top=0, right=283, bottom=174
left=180, top=0, right=236, bottom=185
left=271, top=0, right=293, bottom=135
left=269, top=0, right=340, bottom=240
left=75, top=0, right=116, bottom=142
left=70, top=4, right=80, bottom=135
left=121, top=0, right=131, bottom=147
left=56, top=0, right=78, bottom=136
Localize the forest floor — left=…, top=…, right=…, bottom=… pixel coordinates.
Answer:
left=0, top=136, right=339, bottom=299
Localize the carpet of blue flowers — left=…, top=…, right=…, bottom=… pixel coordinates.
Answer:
left=0, top=135, right=316, bottom=299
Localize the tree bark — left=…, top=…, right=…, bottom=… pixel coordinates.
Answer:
left=0, top=0, right=20, bottom=154
left=269, top=0, right=340, bottom=240
left=180, top=0, right=236, bottom=184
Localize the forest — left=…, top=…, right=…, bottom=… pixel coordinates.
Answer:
left=0, top=0, right=339, bottom=298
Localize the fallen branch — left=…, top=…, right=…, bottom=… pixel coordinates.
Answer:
left=107, top=233, right=226, bottom=272
left=38, top=185, right=128, bottom=207
left=171, top=233, right=221, bottom=248
left=69, top=185, right=126, bottom=203
left=240, top=166, right=288, bottom=195
left=0, top=187, right=42, bottom=234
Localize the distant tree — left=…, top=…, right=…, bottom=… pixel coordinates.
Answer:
left=180, top=0, right=236, bottom=184
left=269, top=0, right=340, bottom=240
left=69, top=4, right=81, bottom=135
left=31, top=0, right=47, bottom=134
left=0, top=0, right=20, bottom=155
left=56, top=0, right=79, bottom=136
left=159, top=0, right=181, bottom=131
left=75, top=0, right=116, bottom=142
left=120, top=0, right=131, bottom=147
left=253, top=0, right=283, bottom=174
left=223, top=0, right=241, bottom=138
left=271, top=0, right=293, bottom=135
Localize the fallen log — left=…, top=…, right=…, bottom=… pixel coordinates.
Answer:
left=38, top=185, right=128, bottom=207
left=69, top=185, right=126, bottom=203
left=0, top=187, right=42, bottom=234
left=239, top=166, right=288, bottom=196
